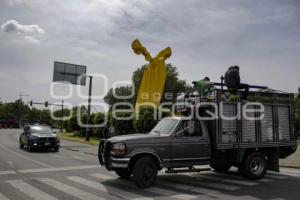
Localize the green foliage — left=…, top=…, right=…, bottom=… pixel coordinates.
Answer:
left=104, top=85, right=134, bottom=110
left=91, top=112, right=106, bottom=137
left=111, top=111, right=135, bottom=135
left=134, top=106, right=158, bottom=133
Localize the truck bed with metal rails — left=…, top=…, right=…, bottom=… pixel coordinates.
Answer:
left=176, top=88, right=297, bottom=158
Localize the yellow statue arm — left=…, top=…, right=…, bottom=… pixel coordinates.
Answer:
left=155, top=47, right=172, bottom=61
left=131, top=39, right=152, bottom=62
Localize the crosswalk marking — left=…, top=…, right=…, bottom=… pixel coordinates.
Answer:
left=91, top=173, right=175, bottom=195
left=90, top=173, right=198, bottom=199
left=0, top=170, right=16, bottom=175
left=37, top=178, right=106, bottom=200
left=196, top=178, right=240, bottom=190
left=266, top=174, right=287, bottom=179
left=90, top=173, right=113, bottom=180
left=0, top=192, right=10, bottom=200
left=72, top=156, right=88, bottom=161
left=257, top=178, right=274, bottom=183
left=9, top=180, right=58, bottom=200
left=171, top=194, right=198, bottom=200
left=18, top=165, right=99, bottom=173
left=157, top=180, right=195, bottom=190
left=199, top=174, right=258, bottom=186
left=67, top=176, right=151, bottom=200
left=0, top=144, right=53, bottom=168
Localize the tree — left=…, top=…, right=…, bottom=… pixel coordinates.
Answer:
left=104, top=85, right=134, bottom=110
left=134, top=106, right=157, bottom=133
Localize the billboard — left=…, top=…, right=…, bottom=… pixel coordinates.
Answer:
left=53, top=61, right=87, bottom=85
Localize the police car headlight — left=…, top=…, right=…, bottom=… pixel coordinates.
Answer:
left=111, top=143, right=126, bottom=156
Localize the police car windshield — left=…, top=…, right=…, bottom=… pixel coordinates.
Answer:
left=150, top=118, right=179, bottom=135
left=31, top=126, right=52, bottom=134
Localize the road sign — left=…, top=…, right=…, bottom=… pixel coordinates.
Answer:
left=53, top=61, right=87, bottom=85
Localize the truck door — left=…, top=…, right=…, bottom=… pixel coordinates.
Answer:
left=171, top=120, right=210, bottom=165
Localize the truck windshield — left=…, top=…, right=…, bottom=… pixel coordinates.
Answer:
left=150, top=118, right=179, bottom=135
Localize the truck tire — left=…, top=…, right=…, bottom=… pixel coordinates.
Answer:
left=132, top=156, right=157, bottom=188
left=54, top=146, right=59, bottom=152
left=210, top=162, right=232, bottom=173
left=114, top=168, right=132, bottom=179
left=239, top=152, right=267, bottom=180
left=19, top=140, right=24, bottom=149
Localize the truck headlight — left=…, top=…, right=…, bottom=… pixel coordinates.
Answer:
left=111, top=143, right=126, bottom=156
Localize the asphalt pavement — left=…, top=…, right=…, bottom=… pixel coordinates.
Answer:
left=1, top=129, right=300, bottom=200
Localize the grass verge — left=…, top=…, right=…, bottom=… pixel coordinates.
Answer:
left=59, top=132, right=100, bottom=145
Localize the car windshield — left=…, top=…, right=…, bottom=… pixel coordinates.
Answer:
left=31, top=126, right=53, bottom=134
left=150, top=118, right=179, bottom=135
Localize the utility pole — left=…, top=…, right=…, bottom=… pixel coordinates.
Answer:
left=85, top=75, right=93, bottom=141
left=19, top=92, right=30, bottom=101
left=61, top=100, right=64, bottom=131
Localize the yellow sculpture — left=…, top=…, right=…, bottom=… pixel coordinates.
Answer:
left=132, top=39, right=172, bottom=108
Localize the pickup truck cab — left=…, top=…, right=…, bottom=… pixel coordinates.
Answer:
left=98, top=116, right=212, bottom=188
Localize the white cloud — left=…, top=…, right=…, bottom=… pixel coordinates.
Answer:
left=2, top=0, right=24, bottom=6
left=24, top=35, right=40, bottom=43
left=1, top=20, right=45, bottom=43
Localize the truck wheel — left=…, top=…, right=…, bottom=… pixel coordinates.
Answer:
left=240, top=152, right=267, bottom=180
left=210, top=162, right=232, bottom=173
left=19, top=140, right=24, bottom=149
left=54, top=146, right=59, bottom=152
left=114, top=168, right=132, bottom=179
left=132, top=156, right=158, bottom=188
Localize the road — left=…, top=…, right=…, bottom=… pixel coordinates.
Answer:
left=0, top=129, right=300, bottom=200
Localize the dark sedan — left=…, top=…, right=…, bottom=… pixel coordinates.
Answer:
left=19, top=125, right=60, bottom=152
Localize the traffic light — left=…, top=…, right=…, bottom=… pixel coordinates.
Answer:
left=45, top=101, right=48, bottom=107
left=30, top=101, right=33, bottom=106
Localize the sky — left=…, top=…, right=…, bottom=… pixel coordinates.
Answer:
left=0, top=0, right=299, bottom=111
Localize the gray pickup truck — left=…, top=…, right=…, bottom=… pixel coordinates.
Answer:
left=98, top=89, right=297, bottom=188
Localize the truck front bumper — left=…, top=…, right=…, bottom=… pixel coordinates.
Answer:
left=98, top=140, right=130, bottom=169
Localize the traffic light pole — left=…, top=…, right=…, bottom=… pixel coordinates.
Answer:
left=85, top=76, right=93, bottom=141
left=61, top=100, right=64, bottom=131
left=29, top=101, right=64, bottom=130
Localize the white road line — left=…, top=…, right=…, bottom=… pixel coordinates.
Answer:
left=90, top=173, right=114, bottom=180
left=0, top=171, right=16, bottom=175
left=157, top=180, right=195, bottom=190
left=191, top=187, right=219, bottom=195
left=0, top=144, right=53, bottom=168
left=0, top=192, right=10, bottom=200
left=194, top=178, right=240, bottom=191
left=9, top=180, right=58, bottom=200
left=91, top=173, right=176, bottom=195
left=257, top=178, right=273, bottom=183
left=72, top=156, right=88, bottom=161
left=90, top=173, right=197, bottom=199
left=51, top=155, right=65, bottom=159
left=18, top=165, right=99, bottom=173
left=68, top=176, right=152, bottom=200
left=199, top=174, right=258, bottom=186
left=182, top=175, right=240, bottom=191
left=171, top=194, right=198, bottom=200
left=266, top=174, right=287, bottom=179
left=37, top=178, right=106, bottom=200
